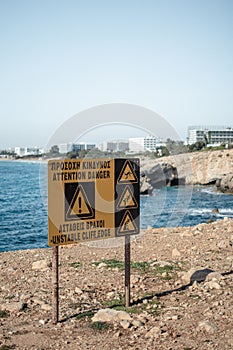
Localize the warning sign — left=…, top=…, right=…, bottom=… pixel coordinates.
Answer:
left=48, top=158, right=140, bottom=246
left=65, top=184, right=94, bottom=220
left=117, top=185, right=138, bottom=209
left=118, top=211, right=138, bottom=235
left=117, top=160, right=138, bottom=183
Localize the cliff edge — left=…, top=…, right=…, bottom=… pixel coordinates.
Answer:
left=141, top=148, right=233, bottom=186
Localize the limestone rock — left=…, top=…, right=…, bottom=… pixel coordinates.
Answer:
left=141, top=163, right=179, bottom=189
left=75, top=287, right=83, bottom=294
left=145, top=326, right=161, bottom=339
left=132, top=319, right=143, bottom=328
left=198, top=320, right=218, bottom=334
left=120, top=320, right=131, bottom=329
left=92, top=308, right=132, bottom=323
left=41, top=303, right=52, bottom=311
left=181, top=268, right=215, bottom=284
left=32, top=297, right=52, bottom=311
left=140, top=174, right=153, bottom=194
left=217, top=240, right=232, bottom=248
left=1, top=302, right=26, bottom=313
left=97, top=262, right=107, bottom=269
left=217, top=173, right=233, bottom=193
left=205, top=281, right=221, bottom=290
left=205, top=272, right=223, bottom=282
left=32, top=260, right=49, bottom=270
left=141, top=149, right=233, bottom=186
left=172, top=248, right=181, bottom=259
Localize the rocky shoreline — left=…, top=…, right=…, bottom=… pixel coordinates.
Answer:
left=140, top=149, right=233, bottom=194
left=0, top=218, right=232, bottom=349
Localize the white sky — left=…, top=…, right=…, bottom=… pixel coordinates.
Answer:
left=0, top=0, right=233, bottom=148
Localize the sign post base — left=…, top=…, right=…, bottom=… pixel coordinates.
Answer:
left=52, top=246, right=59, bottom=324
left=124, top=235, right=131, bottom=308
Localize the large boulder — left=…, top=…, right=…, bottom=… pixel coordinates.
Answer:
left=216, top=173, right=233, bottom=193
left=140, top=173, right=153, bottom=194
left=142, top=163, right=180, bottom=189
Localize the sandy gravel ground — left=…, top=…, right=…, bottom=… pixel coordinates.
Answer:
left=0, top=218, right=232, bottom=350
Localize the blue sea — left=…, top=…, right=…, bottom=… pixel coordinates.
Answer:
left=0, top=160, right=233, bottom=253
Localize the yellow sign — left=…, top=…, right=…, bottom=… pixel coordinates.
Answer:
left=117, top=160, right=138, bottom=183
left=48, top=158, right=140, bottom=246
left=118, top=211, right=138, bottom=235
left=117, top=185, right=138, bottom=209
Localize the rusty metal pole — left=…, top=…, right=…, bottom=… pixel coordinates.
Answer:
left=124, top=235, right=131, bottom=307
left=52, top=246, right=59, bottom=324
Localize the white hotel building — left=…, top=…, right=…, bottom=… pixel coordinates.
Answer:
left=99, top=136, right=165, bottom=153
left=129, top=135, right=165, bottom=153
left=188, top=126, right=233, bottom=145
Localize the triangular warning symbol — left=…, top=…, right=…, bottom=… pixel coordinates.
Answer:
left=66, top=184, right=94, bottom=220
left=117, top=185, right=138, bottom=209
left=117, top=160, right=138, bottom=183
left=118, top=211, right=138, bottom=235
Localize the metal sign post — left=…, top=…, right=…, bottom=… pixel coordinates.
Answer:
left=124, top=235, right=131, bottom=307
left=52, top=246, right=59, bottom=324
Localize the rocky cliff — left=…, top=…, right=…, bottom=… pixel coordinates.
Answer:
left=141, top=148, right=233, bottom=186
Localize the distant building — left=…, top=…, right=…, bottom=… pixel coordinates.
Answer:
left=188, top=126, right=233, bottom=145
left=86, top=143, right=96, bottom=151
left=129, top=136, right=165, bottom=153
left=58, top=142, right=96, bottom=154
left=14, top=147, right=44, bottom=157
left=58, top=143, right=73, bottom=154
left=128, top=137, right=144, bottom=153
left=99, top=140, right=129, bottom=152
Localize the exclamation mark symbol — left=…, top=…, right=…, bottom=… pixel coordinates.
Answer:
left=78, top=196, right=82, bottom=213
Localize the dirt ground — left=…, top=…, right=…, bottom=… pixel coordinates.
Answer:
left=0, top=218, right=232, bottom=350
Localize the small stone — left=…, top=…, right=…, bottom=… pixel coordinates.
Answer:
left=106, top=291, right=115, bottom=299
left=150, top=261, right=172, bottom=267
left=131, top=275, right=140, bottom=284
left=120, top=320, right=131, bottom=329
left=92, top=308, right=132, bottom=323
left=172, top=315, right=179, bottom=320
left=172, top=248, right=181, bottom=259
left=97, top=262, right=107, bottom=269
left=116, top=310, right=132, bottom=321
left=181, top=268, right=215, bottom=284
left=132, top=319, right=143, bottom=328
left=39, top=319, right=46, bottom=325
left=75, top=287, right=83, bottom=294
left=205, top=281, right=221, bottom=290
left=32, top=260, right=49, bottom=270
left=113, top=331, right=122, bottom=338
left=137, top=315, right=148, bottom=324
left=217, top=240, right=232, bottom=248
left=1, top=302, right=25, bottom=313
left=41, top=303, right=52, bottom=311
left=145, top=326, right=161, bottom=339
left=32, top=297, right=47, bottom=306
left=198, top=320, right=218, bottom=334
left=205, top=272, right=223, bottom=282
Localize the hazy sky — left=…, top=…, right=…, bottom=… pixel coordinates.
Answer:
left=0, top=0, right=233, bottom=148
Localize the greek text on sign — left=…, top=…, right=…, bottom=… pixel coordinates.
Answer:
left=48, top=158, right=140, bottom=246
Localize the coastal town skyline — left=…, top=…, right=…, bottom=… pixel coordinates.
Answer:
left=1, top=1, right=233, bottom=149
left=2, top=124, right=233, bottom=157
